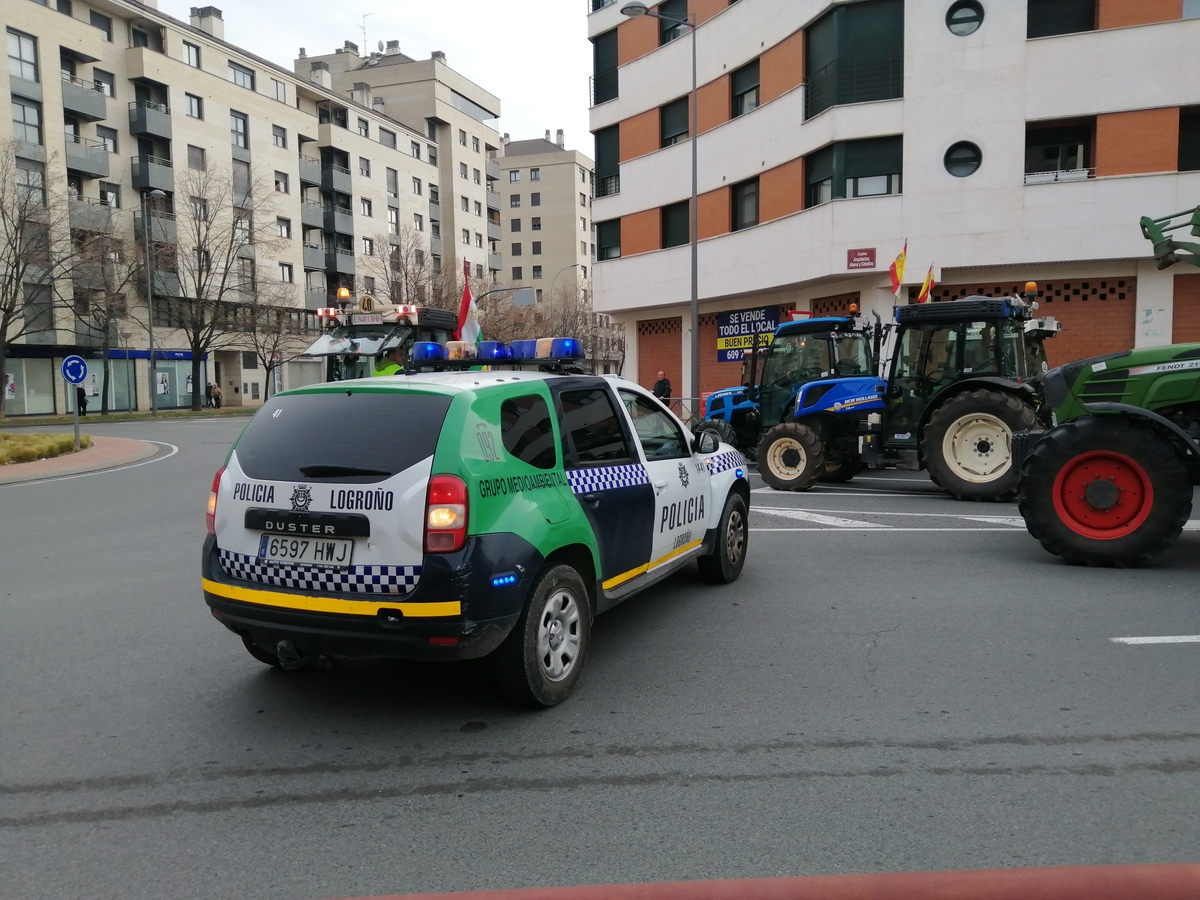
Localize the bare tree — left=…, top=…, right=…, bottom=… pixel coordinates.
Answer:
left=357, top=226, right=433, bottom=306
left=145, top=165, right=281, bottom=410
left=240, top=274, right=309, bottom=400
left=0, top=146, right=71, bottom=418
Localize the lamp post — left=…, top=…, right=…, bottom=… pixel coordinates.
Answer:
left=141, top=188, right=166, bottom=416
left=621, top=1, right=698, bottom=421
left=119, top=329, right=133, bottom=412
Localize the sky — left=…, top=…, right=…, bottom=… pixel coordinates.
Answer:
left=159, top=0, right=594, bottom=154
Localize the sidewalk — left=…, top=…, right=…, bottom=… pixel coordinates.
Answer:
left=0, top=436, right=159, bottom=484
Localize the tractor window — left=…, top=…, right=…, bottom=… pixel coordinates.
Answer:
left=832, top=333, right=872, bottom=376
left=963, top=321, right=1000, bottom=375
left=762, top=333, right=832, bottom=387
left=896, top=324, right=961, bottom=385
left=1002, top=321, right=1028, bottom=378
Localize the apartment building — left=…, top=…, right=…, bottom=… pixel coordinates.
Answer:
left=3, top=2, right=436, bottom=414
left=294, top=41, right=503, bottom=284
left=587, top=0, right=1200, bottom=401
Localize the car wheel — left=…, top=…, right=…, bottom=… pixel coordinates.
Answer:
left=241, top=633, right=281, bottom=667
left=697, top=491, right=749, bottom=584
left=756, top=422, right=825, bottom=491
left=492, top=564, right=592, bottom=708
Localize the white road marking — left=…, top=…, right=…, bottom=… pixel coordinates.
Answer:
left=1111, top=635, right=1200, bottom=645
left=751, top=488, right=941, bottom=498
left=751, top=527, right=1018, bottom=533
left=848, top=476, right=935, bottom=483
left=0, top=441, right=179, bottom=487
left=1183, top=522, right=1200, bottom=532
left=753, top=508, right=889, bottom=528
left=961, top=516, right=1027, bottom=527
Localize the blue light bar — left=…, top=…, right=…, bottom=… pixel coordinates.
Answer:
left=491, top=572, right=518, bottom=588
left=478, top=340, right=512, bottom=360
left=549, top=338, right=584, bottom=360
left=412, top=342, right=447, bottom=362
left=510, top=340, right=537, bottom=359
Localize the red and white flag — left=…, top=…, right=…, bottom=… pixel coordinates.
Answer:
left=455, top=259, right=481, bottom=345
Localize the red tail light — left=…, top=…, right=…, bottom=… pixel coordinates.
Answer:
left=424, top=474, right=468, bottom=553
left=206, top=466, right=225, bottom=536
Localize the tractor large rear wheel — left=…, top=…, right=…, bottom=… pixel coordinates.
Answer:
left=923, top=389, right=1037, bottom=501
left=1018, top=417, right=1191, bottom=567
left=756, top=422, right=825, bottom=491
left=820, top=445, right=863, bottom=483
left=697, top=418, right=738, bottom=448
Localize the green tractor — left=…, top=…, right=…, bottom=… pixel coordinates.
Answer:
left=1018, top=205, right=1200, bottom=566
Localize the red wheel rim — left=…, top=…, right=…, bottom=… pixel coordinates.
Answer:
left=1051, top=450, right=1154, bottom=540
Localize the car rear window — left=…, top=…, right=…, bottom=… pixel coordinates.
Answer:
left=234, top=391, right=453, bottom=482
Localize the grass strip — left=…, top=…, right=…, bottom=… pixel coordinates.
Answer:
left=0, top=433, right=93, bottom=465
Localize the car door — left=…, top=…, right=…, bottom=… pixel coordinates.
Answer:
left=617, top=387, right=710, bottom=571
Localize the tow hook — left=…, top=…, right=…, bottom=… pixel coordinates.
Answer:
left=275, top=640, right=330, bottom=670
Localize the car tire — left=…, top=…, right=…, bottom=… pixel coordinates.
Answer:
left=756, top=422, right=825, bottom=491
left=697, top=418, right=738, bottom=447
left=492, top=564, right=592, bottom=708
left=1018, top=416, right=1192, bottom=567
left=923, top=389, right=1037, bottom=501
left=241, top=633, right=281, bottom=668
left=697, top=491, right=749, bottom=584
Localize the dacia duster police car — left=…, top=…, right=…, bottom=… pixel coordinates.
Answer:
left=202, top=369, right=750, bottom=706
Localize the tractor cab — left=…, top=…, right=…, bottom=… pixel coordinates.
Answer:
left=757, top=317, right=876, bottom=427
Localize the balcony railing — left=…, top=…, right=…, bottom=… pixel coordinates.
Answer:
left=589, top=0, right=616, bottom=11
left=1023, top=167, right=1095, bottom=184
left=804, top=53, right=903, bottom=120
left=128, top=99, right=172, bottom=139
left=590, top=68, right=618, bottom=107
left=65, top=134, right=110, bottom=178
left=595, top=173, right=620, bottom=198
left=62, top=74, right=108, bottom=120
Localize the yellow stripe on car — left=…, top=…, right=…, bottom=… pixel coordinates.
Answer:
left=601, top=539, right=703, bottom=591
left=202, top=578, right=461, bottom=618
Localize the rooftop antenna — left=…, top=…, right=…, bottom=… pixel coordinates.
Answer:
left=360, top=13, right=372, bottom=54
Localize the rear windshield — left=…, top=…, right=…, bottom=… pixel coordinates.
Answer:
left=234, top=391, right=453, bottom=482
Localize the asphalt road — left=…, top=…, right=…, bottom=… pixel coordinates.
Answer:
left=2, top=419, right=1198, bottom=900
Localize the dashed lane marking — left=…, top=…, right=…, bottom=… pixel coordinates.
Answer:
left=753, top=508, right=889, bottom=528
left=752, top=527, right=1017, bottom=533
left=1111, top=635, right=1200, bottom=645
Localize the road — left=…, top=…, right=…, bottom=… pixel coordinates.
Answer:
left=2, top=419, right=1198, bottom=900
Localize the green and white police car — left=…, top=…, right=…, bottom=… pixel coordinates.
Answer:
left=202, top=355, right=751, bottom=706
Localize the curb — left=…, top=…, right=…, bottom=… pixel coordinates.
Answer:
left=0, top=436, right=160, bottom=484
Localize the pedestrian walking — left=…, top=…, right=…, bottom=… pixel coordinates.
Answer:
left=205, top=382, right=214, bottom=408
left=211, top=383, right=223, bottom=409
left=652, top=370, right=672, bottom=401
left=76, top=386, right=88, bottom=417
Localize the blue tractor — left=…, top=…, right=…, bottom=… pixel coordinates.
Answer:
left=701, top=291, right=1062, bottom=499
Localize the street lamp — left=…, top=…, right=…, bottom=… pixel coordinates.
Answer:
left=141, top=187, right=166, bottom=416
left=622, top=1, right=699, bottom=421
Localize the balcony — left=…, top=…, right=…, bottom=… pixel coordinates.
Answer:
left=65, top=135, right=110, bottom=178
left=485, top=157, right=500, bottom=182
left=590, top=68, right=618, bottom=107
left=487, top=252, right=503, bottom=271
left=128, top=100, right=171, bottom=140
left=486, top=190, right=501, bottom=211
left=324, top=206, right=354, bottom=235
left=151, top=270, right=180, bottom=298
left=429, top=199, right=441, bottom=221
left=487, top=220, right=501, bottom=241
left=73, top=262, right=107, bottom=292
left=299, top=155, right=321, bottom=185
left=429, top=236, right=442, bottom=256
left=1024, top=167, right=1095, bottom=184
left=305, top=289, right=328, bottom=308
left=325, top=248, right=356, bottom=275
left=321, top=163, right=352, bottom=194
left=300, top=200, right=324, bottom=229
left=125, top=46, right=172, bottom=83
left=69, top=197, right=115, bottom=232
left=131, top=154, right=173, bottom=192
left=134, top=209, right=177, bottom=244
left=302, top=243, right=325, bottom=269
left=62, top=76, right=107, bottom=120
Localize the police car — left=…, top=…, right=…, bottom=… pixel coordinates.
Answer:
left=202, top=343, right=751, bottom=706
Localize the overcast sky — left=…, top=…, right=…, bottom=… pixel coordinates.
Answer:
left=159, top=0, right=594, bottom=154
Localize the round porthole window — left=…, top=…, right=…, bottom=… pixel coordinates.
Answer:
left=944, top=142, right=983, bottom=177
left=946, top=0, right=984, bottom=36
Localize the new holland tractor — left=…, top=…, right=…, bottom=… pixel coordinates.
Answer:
left=1018, top=206, right=1200, bottom=566
left=703, top=289, right=1062, bottom=500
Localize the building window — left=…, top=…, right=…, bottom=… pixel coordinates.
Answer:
left=660, top=97, right=689, bottom=147
left=473, top=168, right=481, bottom=184
left=597, top=219, right=620, bottom=260
left=580, top=216, right=587, bottom=231
left=279, top=263, right=294, bottom=283
left=531, top=193, right=541, bottom=207
left=944, top=141, right=982, bottom=177
left=89, top=11, right=113, bottom=41
left=389, top=208, right=401, bottom=233
left=511, top=219, right=522, bottom=233
left=592, top=28, right=618, bottom=104
left=380, top=128, right=396, bottom=149
left=461, top=195, right=470, bottom=212
left=230, top=111, right=248, bottom=147
left=946, top=1, right=985, bottom=35
left=413, top=177, right=423, bottom=195
left=475, top=232, right=483, bottom=248
left=512, top=266, right=523, bottom=280
left=580, top=166, right=587, bottom=182
left=459, top=129, right=467, bottom=146
left=185, top=93, right=203, bottom=119
left=532, top=265, right=543, bottom=279
left=732, top=178, right=759, bottom=230
left=362, top=237, right=374, bottom=255
left=462, top=229, right=471, bottom=245
left=357, top=197, right=370, bottom=217
left=532, top=241, right=542, bottom=255
left=387, top=168, right=398, bottom=197
left=510, top=194, right=521, bottom=208
left=98, top=180, right=118, bottom=208
left=272, top=125, right=287, bottom=148
left=1180, top=108, right=1200, bottom=172
left=531, top=216, right=542, bottom=231
left=274, top=171, right=289, bottom=193
left=273, top=79, right=286, bottom=102
left=183, top=41, right=201, bottom=67
left=474, top=200, right=483, bottom=216
left=96, top=126, right=118, bottom=153
left=412, top=212, right=422, bottom=232
left=1027, top=0, right=1096, bottom=38
left=805, top=136, right=904, bottom=206
left=277, top=217, right=292, bottom=238
left=191, top=196, right=208, bottom=220
left=363, top=276, right=375, bottom=293
left=229, top=61, right=255, bottom=90
left=731, top=59, right=760, bottom=118
left=8, top=29, right=39, bottom=83
left=661, top=200, right=689, bottom=248
left=512, top=243, right=522, bottom=256
left=805, top=0, right=903, bottom=119
left=93, top=69, right=114, bottom=97
left=530, top=167, right=541, bottom=182
left=11, top=97, right=42, bottom=145
left=595, top=125, right=619, bottom=196
left=16, top=158, right=46, bottom=206
left=657, top=0, right=688, bottom=45
left=1024, top=120, right=1093, bottom=181
left=472, top=136, right=480, bottom=152
left=359, top=157, right=371, bottom=177
left=580, top=192, right=587, bottom=206
left=509, top=170, right=520, bottom=183
left=428, top=145, right=438, bottom=165
left=411, top=141, right=421, bottom=159
left=187, top=144, right=206, bottom=170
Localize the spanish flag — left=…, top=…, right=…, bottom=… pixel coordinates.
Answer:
left=888, top=240, right=907, bottom=296
left=916, top=264, right=936, bottom=304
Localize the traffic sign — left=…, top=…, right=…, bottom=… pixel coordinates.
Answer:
left=61, top=355, right=88, bottom=385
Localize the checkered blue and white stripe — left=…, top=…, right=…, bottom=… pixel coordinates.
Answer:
left=219, top=549, right=421, bottom=595
left=566, top=463, right=650, bottom=495
left=705, top=449, right=746, bottom=476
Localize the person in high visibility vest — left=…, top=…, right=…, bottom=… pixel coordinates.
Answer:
left=371, top=345, right=407, bottom=377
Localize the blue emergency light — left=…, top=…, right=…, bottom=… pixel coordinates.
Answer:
left=478, top=340, right=512, bottom=360
left=510, top=340, right=537, bottom=359
left=411, top=342, right=447, bottom=362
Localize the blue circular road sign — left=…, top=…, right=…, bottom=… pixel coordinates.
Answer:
left=61, top=355, right=88, bottom=385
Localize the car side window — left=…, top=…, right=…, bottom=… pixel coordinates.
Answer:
left=500, top=394, right=557, bottom=470
left=618, top=389, right=688, bottom=460
left=559, top=388, right=634, bottom=466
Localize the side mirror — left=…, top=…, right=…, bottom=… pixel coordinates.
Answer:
left=695, top=430, right=720, bottom=454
